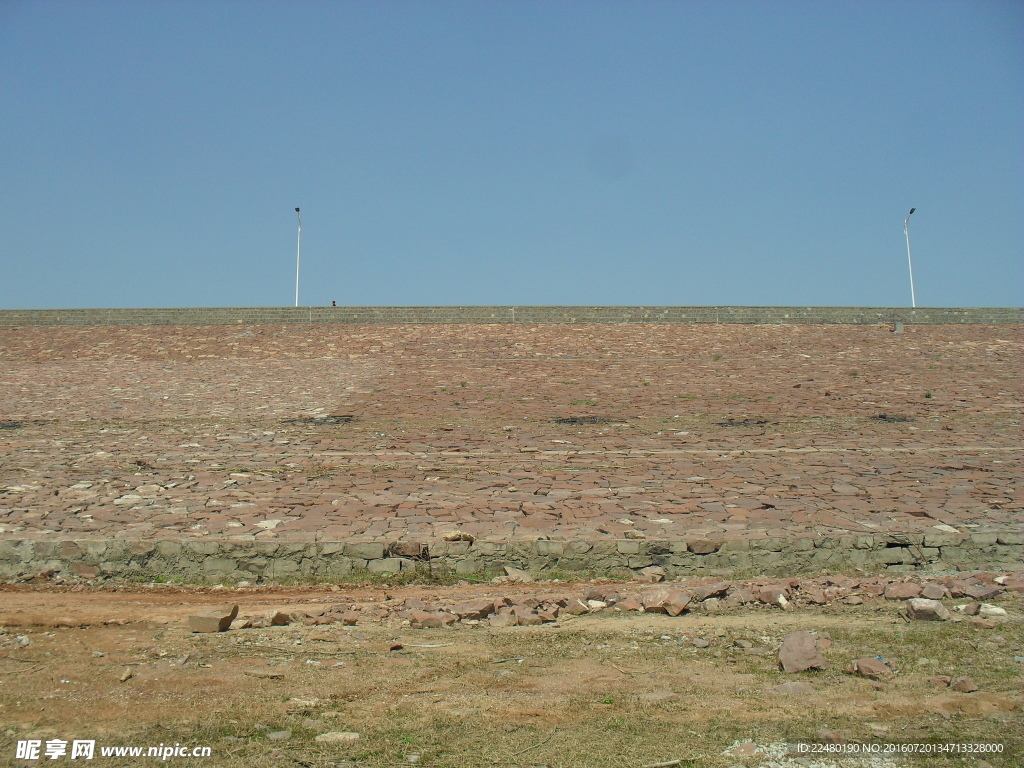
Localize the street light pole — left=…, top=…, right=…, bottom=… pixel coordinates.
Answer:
left=904, top=207, right=916, bottom=308
left=294, top=207, right=302, bottom=307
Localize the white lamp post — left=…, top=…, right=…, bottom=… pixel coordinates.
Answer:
left=294, top=207, right=302, bottom=307
left=904, top=207, right=916, bottom=308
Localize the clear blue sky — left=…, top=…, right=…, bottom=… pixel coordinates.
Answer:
left=1, top=1, right=1021, bottom=309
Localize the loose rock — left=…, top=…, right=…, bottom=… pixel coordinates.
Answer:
left=906, top=598, right=951, bottom=621
left=885, top=582, right=922, bottom=600
left=778, top=631, right=828, bottom=673
left=849, top=658, right=893, bottom=681
left=188, top=604, right=239, bottom=633
left=268, top=610, right=292, bottom=627
left=921, top=584, right=947, bottom=600
left=951, top=677, right=979, bottom=693
left=314, top=731, right=360, bottom=744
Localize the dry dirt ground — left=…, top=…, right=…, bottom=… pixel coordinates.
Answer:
left=1, top=580, right=1021, bottom=768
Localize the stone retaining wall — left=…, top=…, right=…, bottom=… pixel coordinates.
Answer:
left=1, top=306, right=1020, bottom=327
left=2, top=533, right=1020, bottom=583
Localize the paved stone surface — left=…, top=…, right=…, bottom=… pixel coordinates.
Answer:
left=0, top=323, right=1020, bottom=550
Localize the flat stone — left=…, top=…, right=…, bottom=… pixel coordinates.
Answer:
left=950, top=677, right=979, bottom=693
left=884, top=582, right=922, bottom=600
left=778, top=631, right=828, bottom=673
left=978, top=604, right=1008, bottom=618
left=640, top=588, right=691, bottom=616
left=450, top=599, right=495, bottom=620
left=314, top=731, right=360, bottom=744
left=688, top=540, right=722, bottom=555
left=964, top=584, right=1003, bottom=601
left=920, top=584, right=947, bottom=600
left=406, top=610, right=444, bottom=629
left=692, top=581, right=729, bottom=602
left=850, top=658, right=893, bottom=681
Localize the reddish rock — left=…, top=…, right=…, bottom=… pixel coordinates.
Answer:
left=450, top=599, right=495, bottom=620
left=731, top=588, right=758, bottom=604
left=562, top=598, right=590, bottom=615
left=640, top=588, right=671, bottom=613
left=616, top=597, right=644, bottom=612
left=511, top=606, right=542, bottom=626
left=964, top=583, right=1003, bottom=601
left=920, top=584, right=947, bottom=600
left=537, top=607, right=559, bottom=623
left=803, top=588, right=828, bottom=604
left=688, top=540, right=722, bottom=555
left=950, top=677, right=978, bottom=693
left=268, top=610, right=292, bottom=627
left=406, top=610, right=444, bottom=629
left=884, top=582, right=922, bottom=600
left=759, top=586, right=789, bottom=606
left=826, top=576, right=859, bottom=589
left=850, top=658, right=893, bottom=681
left=929, top=675, right=952, bottom=687
left=692, top=581, right=729, bottom=602
left=663, top=590, right=691, bottom=617
left=778, top=631, right=828, bottom=673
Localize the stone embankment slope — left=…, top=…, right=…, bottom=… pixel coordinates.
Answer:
left=0, top=320, right=1020, bottom=581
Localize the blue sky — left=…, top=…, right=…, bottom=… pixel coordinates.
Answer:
left=1, top=1, right=1021, bottom=309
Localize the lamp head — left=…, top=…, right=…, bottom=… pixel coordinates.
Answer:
left=295, top=208, right=300, bottom=213
left=908, top=208, right=915, bottom=215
